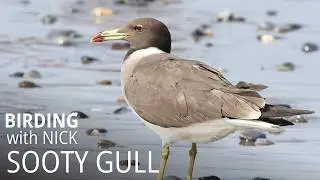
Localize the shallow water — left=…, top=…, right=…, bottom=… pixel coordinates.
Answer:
left=0, top=0, right=320, bottom=180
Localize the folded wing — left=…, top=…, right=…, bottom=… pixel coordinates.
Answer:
left=124, top=53, right=266, bottom=128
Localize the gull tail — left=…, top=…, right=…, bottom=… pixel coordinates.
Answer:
left=258, top=117, right=294, bottom=126
left=225, top=104, right=314, bottom=134
left=260, top=104, right=315, bottom=118
left=225, top=119, right=284, bottom=133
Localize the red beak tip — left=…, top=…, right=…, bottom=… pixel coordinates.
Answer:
left=90, top=33, right=103, bottom=43
left=90, top=38, right=98, bottom=43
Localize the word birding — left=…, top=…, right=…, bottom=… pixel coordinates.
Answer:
left=5, top=113, right=78, bottom=128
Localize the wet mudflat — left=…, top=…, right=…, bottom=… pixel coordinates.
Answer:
left=0, top=0, right=320, bottom=180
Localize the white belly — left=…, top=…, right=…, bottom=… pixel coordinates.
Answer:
left=123, top=96, right=237, bottom=144
left=139, top=116, right=237, bottom=144
left=126, top=104, right=282, bottom=144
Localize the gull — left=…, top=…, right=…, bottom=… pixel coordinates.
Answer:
left=90, top=18, right=314, bottom=180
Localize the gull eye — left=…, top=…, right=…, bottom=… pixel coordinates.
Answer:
left=134, top=25, right=143, bottom=32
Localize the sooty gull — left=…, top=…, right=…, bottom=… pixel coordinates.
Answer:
left=90, top=18, right=314, bottom=180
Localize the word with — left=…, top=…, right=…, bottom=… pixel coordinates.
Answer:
left=6, top=130, right=78, bottom=145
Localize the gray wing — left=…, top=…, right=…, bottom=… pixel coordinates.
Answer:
left=124, top=53, right=265, bottom=128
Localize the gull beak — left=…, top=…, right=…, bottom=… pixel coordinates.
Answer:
left=90, top=28, right=127, bottom=43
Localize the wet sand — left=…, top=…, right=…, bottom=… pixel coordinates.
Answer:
left=1, top=0, right=320, bottom=180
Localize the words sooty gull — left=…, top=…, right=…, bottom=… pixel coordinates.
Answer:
left=90, top=18, right=314, bottom=180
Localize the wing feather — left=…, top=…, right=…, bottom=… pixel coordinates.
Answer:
left=124, top=53, right=265, bottom=128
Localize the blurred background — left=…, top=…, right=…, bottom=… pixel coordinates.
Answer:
left=0, top=0, right=320, bottom=180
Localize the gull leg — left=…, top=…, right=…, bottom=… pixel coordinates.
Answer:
left=187, top=143, right=197, bottom=180
left=157, top=143, right=170, bottom=180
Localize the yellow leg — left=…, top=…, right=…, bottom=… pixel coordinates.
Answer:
left=187, top=143, right=197, bottom=180
left=157, top=143, right=170, bottom=180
